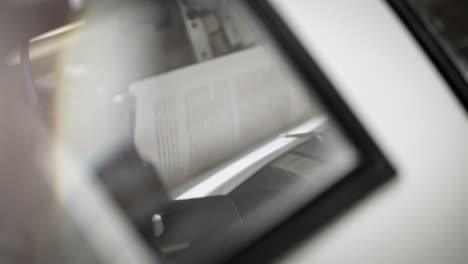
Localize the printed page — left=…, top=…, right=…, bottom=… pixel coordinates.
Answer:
left=129, top=45, right=319, bottom=190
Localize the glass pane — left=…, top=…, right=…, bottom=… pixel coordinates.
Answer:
left=0, top=1, right=359, bottom=263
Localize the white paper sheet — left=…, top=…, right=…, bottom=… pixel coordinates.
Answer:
left=129, top=45, right=320, bottom=190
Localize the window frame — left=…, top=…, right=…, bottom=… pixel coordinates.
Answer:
left=174, top=1, right=396, bottom=263
left=385, top=0, right=468, bottom=111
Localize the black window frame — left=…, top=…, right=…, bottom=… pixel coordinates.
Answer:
left=385, top=0, right=468, bottom=112
left=173, top=1, right=396, bottom=263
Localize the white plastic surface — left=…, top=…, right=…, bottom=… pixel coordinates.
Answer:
left=271, top=0, right=468, bottom=263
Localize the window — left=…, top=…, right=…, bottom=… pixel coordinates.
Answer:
left=387, top=0, right=468, bottom=110
left=0, top=1, right=393, bottom=263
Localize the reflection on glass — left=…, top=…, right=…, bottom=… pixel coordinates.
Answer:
left=2, top=1, right=358, bottom=263
left=407, top=0, right=468, bottom=79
